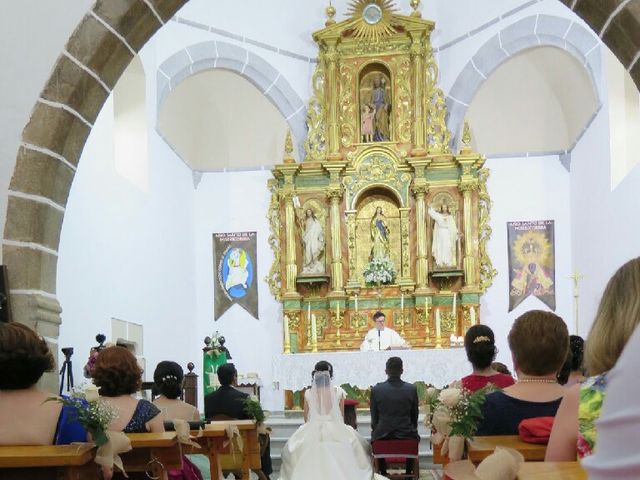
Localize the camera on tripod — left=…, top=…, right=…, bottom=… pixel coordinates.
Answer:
left=59, top=346, right=75, bottom=395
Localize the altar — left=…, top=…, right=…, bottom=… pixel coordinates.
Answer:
left=273, top=348, right=469, bottom=392
left=264, top=1, right=497, bottom=410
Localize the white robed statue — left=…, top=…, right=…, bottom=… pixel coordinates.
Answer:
left=301, top=209, right=325, bottom=274
left=279, top=371, right=386, bottom=480
left=428, top=204, right=458, bottom=268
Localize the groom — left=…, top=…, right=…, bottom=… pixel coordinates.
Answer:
left=370, top=357, right=419, bottom=475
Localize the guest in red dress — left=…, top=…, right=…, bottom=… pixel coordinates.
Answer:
left=460, top=325, right=515, bottom=392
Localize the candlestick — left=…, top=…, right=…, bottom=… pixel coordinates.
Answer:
left=435, top=308, right=442, bottom=349
left=311, top=314, right=318, bottom=352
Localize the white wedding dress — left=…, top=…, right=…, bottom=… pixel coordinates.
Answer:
left=279, top=372, right=386, bottom=480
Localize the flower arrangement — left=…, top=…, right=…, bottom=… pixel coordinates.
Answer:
left=363, top=256, right=397, bottom=286
left=47, top=384, right=117, bottom=447
left=242, top=395, right=266, bottom=424
left=424, top=382, right=493, bottom=461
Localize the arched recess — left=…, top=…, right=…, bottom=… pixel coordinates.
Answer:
left=156, top=40, right=306, bottom=161
left=446, top=15, right=603, bottom=148
left=4, top=0, right=640, bottom=390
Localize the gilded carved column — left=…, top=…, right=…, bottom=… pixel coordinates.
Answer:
left=413, top=185, right=428, bottom=289
left=324, top=39, right=341, bottom=160
left=328, top=188, right=344, bottom=292
left=277, top=163, right=300, bottom=297
left=399, top=208, right=412, bottom=288
left=283, top=191, right=298, bottom=294
left=345, top=210, right=360, bottom=290
left=460, top=181, right=479, bottom=288
left=410, top=31, right=427, bottom=156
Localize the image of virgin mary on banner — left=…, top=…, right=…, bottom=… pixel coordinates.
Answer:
left=213, top=232, right=258, bottom=320
left=507, top=220, right=556, bottom=312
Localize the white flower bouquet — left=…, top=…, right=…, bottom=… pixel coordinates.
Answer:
left=363, top=256, right=397, bottom=286
left=424, top=382, right=491, bottom=461
left=48, top=384, right=117, bottom=447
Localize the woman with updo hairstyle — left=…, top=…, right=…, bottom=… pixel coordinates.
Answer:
left=460, top=324, right=515, bottom=392
left=0, top=322, right=86, bottom=445
left=152, top=361, right=200, bottom=421
left=304, top=360, right=344, bottom=421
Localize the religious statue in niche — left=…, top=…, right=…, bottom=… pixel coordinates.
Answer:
left=298, top=203, right=326, bottom=275
left=370, top=206, right=391, bottom=261
left=428, top=197, right=460, bottom=269
left=360, top=71, right=392, bottom=142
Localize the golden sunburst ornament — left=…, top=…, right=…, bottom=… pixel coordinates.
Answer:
left=346, top=0, right=399, bottom=43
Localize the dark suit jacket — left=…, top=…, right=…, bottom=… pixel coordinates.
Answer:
left=204, top=385, right=250, bottom=420
left=370, top=376, right=419, bottom=441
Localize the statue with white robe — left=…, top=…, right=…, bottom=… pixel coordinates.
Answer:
left=301, top=209, right=325, bottom=274
left=428, top=205, right=458, bottom=268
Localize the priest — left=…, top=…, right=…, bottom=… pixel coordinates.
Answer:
left=360, top=311, right=408, bottom=351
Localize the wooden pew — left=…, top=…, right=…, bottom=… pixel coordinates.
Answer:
left=194, top=420, right=263, bottom=480
left=517, top=461, right=586, bottom=479
left=467, top=435, right=546, bottom=463
left=0, top=444, right=98, bottom=480
left=122, top=432, right=182, bottom=478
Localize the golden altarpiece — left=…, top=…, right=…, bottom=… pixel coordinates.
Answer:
left=267, top=1, right=496, bottom=357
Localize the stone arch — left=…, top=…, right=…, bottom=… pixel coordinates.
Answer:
left=156, top=40, right=306, bottom=160
left=446, top=15, right=603, bottom=148
left=4, top=0, right=640, bottom=389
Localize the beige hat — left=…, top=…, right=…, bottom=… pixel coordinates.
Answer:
left=444, top=447, right=524, bottom=480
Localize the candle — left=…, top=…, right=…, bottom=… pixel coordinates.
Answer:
left=452, top=294, right=457, bottom=318
left=435, top=308, right=441, bottom=338
left=470, top=306, right=476, bottom=325
left=401, top=293, right=404, bottom=311
left=337, top=302, right=340, bottom=319
left=355, top=295, right=358, bottom=313
left=311, top=314, right=317, bottom=342
left=308, top=302, right=311, bottom=321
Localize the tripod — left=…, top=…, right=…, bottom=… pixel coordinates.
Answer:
left=59, top=348, right=74, bottom=395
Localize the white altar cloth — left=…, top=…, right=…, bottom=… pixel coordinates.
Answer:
left=272, top=349, right=470, bottom=391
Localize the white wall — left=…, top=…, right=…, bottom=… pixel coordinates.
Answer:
left=570, top=100, right=640, bottom=340
left=481, top=155, right=573, bottom=368
left=193, top=170, right=284, bottom=410
left=56, top=91, right=198, bottom=393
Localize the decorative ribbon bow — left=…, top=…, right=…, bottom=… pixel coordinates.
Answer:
left=94, top=431, right=132, bottom=478
left=172, top=419, right=202, bottom=449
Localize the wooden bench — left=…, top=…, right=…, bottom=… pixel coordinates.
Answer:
left=122, top=432, right=182, bottom=478
left=467, top=435, right=546, bottom=463
left=0, top=444, right=98, bottom=480
left=193, top=420, right=263, bottom=480
left=517, top=461, right=586, bottom=479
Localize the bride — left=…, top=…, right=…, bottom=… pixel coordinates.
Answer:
left=279, top=361, right=386, bottom=480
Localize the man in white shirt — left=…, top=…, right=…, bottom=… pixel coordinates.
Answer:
left=360, top=311, right=408, bottom=351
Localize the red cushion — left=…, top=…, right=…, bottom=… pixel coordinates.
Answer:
left=344, top=399, right=359, bottom=406
left=518, top=416, right=555, bottom=444
left=372, top=439, right=419, bottom=464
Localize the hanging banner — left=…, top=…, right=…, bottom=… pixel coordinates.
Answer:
left=507, top=220, right=556, bottom=312
left=213, top=232, right=258, bottom=320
